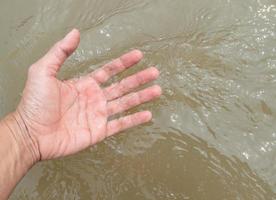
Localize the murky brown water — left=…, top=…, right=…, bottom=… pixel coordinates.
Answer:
left=1, top=0, right=276, bottom=199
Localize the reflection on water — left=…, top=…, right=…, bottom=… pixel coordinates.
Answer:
left=0, top=0, right=275, bottom=199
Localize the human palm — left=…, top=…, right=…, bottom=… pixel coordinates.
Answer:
left=17, top=29, right=161, bottom=160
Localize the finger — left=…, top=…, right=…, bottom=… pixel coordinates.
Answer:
left=103, top=67, right=160, bottom=101
left=107, top=85, right=162, bottom=116
left=107, top=111, right=152, bottom=137
left=31, top=29, right=80, bottom=76
left=91, top=50, right=143, bottom=84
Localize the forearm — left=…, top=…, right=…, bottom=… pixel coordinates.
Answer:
left=0, top=112, right=39, bottom=200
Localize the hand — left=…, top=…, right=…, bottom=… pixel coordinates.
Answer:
left=16, top=29, right=161, bottom=161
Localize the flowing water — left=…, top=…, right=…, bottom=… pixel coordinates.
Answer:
left=0, top=0, right=276, bottom=199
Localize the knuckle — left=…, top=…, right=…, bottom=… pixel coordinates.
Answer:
left=104, top=64, right=116, bottom=76
left=136, top=73, right=145, bottom=84
left=119, top=118, right=125, bottom=130
left=126, top=93, right=138, bottom=107
left=119, top=79, right=128, bottom=93
left=54, top=42, right=66, bottom=60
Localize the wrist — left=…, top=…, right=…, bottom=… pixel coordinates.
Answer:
left=1, top=111, right=40, bottom=167
left=0, top=112, right=40, bottom=199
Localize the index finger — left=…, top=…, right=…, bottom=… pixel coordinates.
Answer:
left=91, top=50, right=143, bottom=84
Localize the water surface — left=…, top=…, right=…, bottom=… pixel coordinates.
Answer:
left=0, top=0, right=276, bottom=199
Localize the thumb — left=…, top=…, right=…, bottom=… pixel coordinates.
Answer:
left=32, top=29, right=80, bottom=77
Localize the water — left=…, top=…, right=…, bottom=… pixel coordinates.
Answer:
left=0, top=0, right=276, bottom=199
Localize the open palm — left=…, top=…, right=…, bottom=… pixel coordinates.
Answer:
left=17, top=29, right=161, bottom=160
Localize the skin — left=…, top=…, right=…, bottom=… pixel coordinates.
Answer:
left=0, top=29, right=161, bottom=199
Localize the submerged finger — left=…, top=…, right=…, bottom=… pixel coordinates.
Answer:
left=107, top=111, right=152, bottom=137
left=104, top=67, right=160, bottom=101
left=107, top=85, right=162, bottom=116
left=91, top=50, right=143, bottom=84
